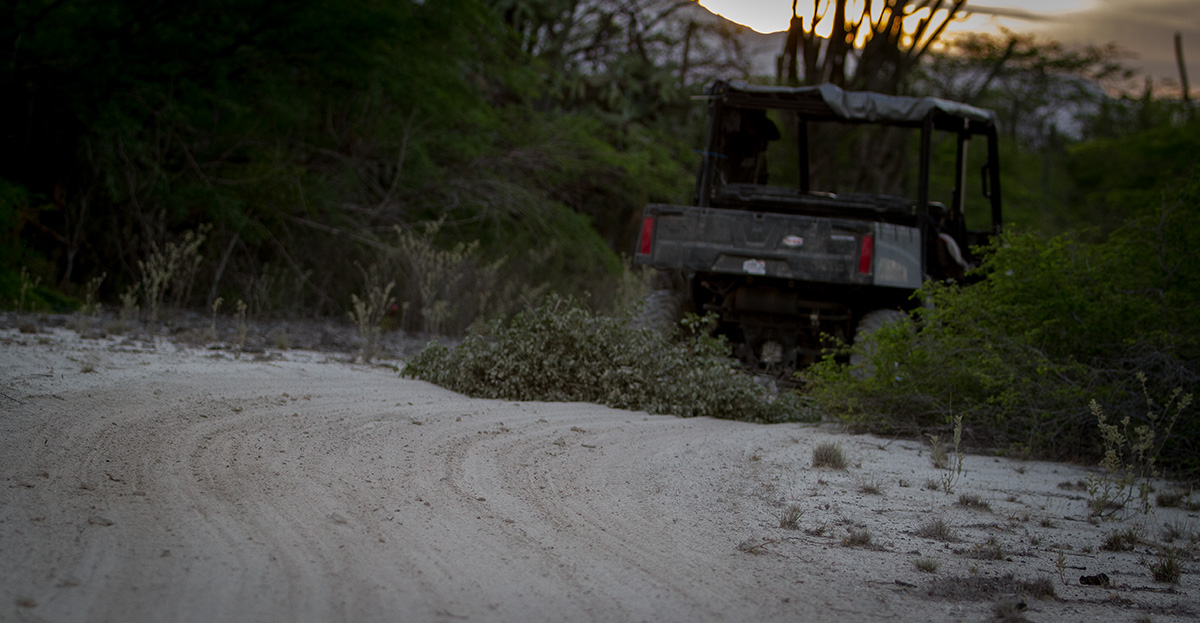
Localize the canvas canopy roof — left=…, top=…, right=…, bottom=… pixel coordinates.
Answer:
left=713, top=80, right=997, bottom=134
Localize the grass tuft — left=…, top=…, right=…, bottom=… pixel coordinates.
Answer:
left=778, top=504, right=803, bottom=530
left=347, top=263, right=395, bottom=362
left=1101, top=526, right=1143, bottom=552
left=1156, top=491, right=1185, bottom=508
left=812, top=442, right=848, bottom=469
left=969, top=536, right=1006, bottom=561
left=956, top=493, right=990, bottom=510
left=991, top=599, right=1029, bottom=622
left=913, top=557, right=940, bottom=573
left=844, top=527, right=872, bottom=548
left=926, top=572, right=1054, bottom=604
left=915, top=517, right=958, bottom=542
left=1161, top=520, right=1198, bottom=544
left=857, top=477, right=884, bottom=495
left=1149, top=547, right=1184, bottom=584
left=1023, top=576, right=1057, bottom=600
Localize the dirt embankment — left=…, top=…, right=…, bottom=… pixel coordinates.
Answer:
left=1, top=319, right=1196, bottom=622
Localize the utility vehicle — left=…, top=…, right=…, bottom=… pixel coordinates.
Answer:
left=634, top=80, right=1002, bottom=372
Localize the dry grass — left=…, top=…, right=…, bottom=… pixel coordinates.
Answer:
left=843, top=527, right=873, bottom=548
left=805, top=523, right=830, bottom=537
left=812, top=442, right=847, bottom=470
left=913, top=557, right=940, bottom=573
left=925, top=572, right=1056, bottom=602
left=1161, top=520, right=1199, bottom=544
left=1101, top=526, right=1143, bottom=552
left=966, top=536, right=1006, bottom=561
left=991, top=599, right=1029, bottom=622
left=1156, top=491, right=1186, bottom=508
left=915, top=518, right=958, bottom=542
left=778, top=504, right=803, bottom=530
left=347, top=263, right=396, bottom=362
left=930, top=436, right=948, bottom=469
left=857, top=477, right=884, bottom=495
left=1150, top=547, right=1184, bottom=584
left=956, top=492, right=990, bottom=511
left=1023, top=576, right=1056, bottom=599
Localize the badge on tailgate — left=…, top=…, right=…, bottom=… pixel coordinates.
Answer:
left=742, top=259, right=767, bottom=275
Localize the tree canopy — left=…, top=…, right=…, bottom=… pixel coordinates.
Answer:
left=2, top=0, right=720, bottom=322
left=3, top=0, right=1197, bottom=328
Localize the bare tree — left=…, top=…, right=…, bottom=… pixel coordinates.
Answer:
left=492, top=0, right=749, bottom=104
left=1176, top=32, right=1193, bottom=118
left=779, top=0, right=966, bottom=93
left=919, top=30, right=1134, bottom=144
left=772, top=2, right=970, bottom=196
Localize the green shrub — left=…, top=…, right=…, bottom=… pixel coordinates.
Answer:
left=402, top=295, right=807, bottom=423
left=803, top=170, right=1199, bottom=472
left=0, top=178, right=72, bottom=312
left=1087, top=376, right=1192, bottom=517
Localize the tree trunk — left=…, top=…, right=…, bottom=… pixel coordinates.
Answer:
left=1176, top=32, right=1192, bottom=116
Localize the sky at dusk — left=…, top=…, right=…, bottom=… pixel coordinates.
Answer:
left=696, top=0, right=1200, bottom=95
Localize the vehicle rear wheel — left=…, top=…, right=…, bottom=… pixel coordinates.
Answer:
left=849, top=309, right=906, bottom=372
left=633, top=289, right=685, bottom=335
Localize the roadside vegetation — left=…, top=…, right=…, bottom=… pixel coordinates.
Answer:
left=3, top=2, right=1197, bottom=476
left=803, top=165, right=1199, bottom=475
left=403, top=296, right=806, bottom=423
left=1, top=0, right=706, bottom=323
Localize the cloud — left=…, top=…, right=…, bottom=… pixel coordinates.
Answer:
left=1037, top=0, right=1200, bottom=90
left=965, top=4, right=1057, bottom=22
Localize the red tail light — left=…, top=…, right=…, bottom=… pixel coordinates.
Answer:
left=858, top=235, right=874, bottom=274
left=639, top=216, right=655, bottom=255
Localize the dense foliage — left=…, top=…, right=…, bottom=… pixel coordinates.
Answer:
left=804, top=164, right=1200, bottom=473
left=403, top=296, right=807, bottom=423
left=1, top=0, right=709, bottom=324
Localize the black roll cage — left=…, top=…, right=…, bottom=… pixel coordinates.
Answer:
left=693, top=80, right=1003, bottom=239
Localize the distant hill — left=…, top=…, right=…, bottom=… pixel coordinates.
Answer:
left=676, top=1, right=786, bottom=80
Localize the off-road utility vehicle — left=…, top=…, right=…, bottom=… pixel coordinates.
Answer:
left=634, top=80, right=1002, bottom=373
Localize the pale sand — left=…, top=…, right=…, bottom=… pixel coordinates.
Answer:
left=1, top=322, right=1195, bottom=622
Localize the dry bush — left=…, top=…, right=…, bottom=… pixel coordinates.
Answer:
left=403, top=295, right=807, bottom=423
left=137, top=226, right=209, bottom=322
left=347, top=263, right=396, bottom=362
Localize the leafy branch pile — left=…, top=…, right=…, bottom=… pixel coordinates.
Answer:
left=403, top=296, right=806, bottom=424
left=804, top=168, right=1199, bottom=474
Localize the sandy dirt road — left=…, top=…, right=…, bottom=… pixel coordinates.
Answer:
left=1, top=324, right=1196, bottom=622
